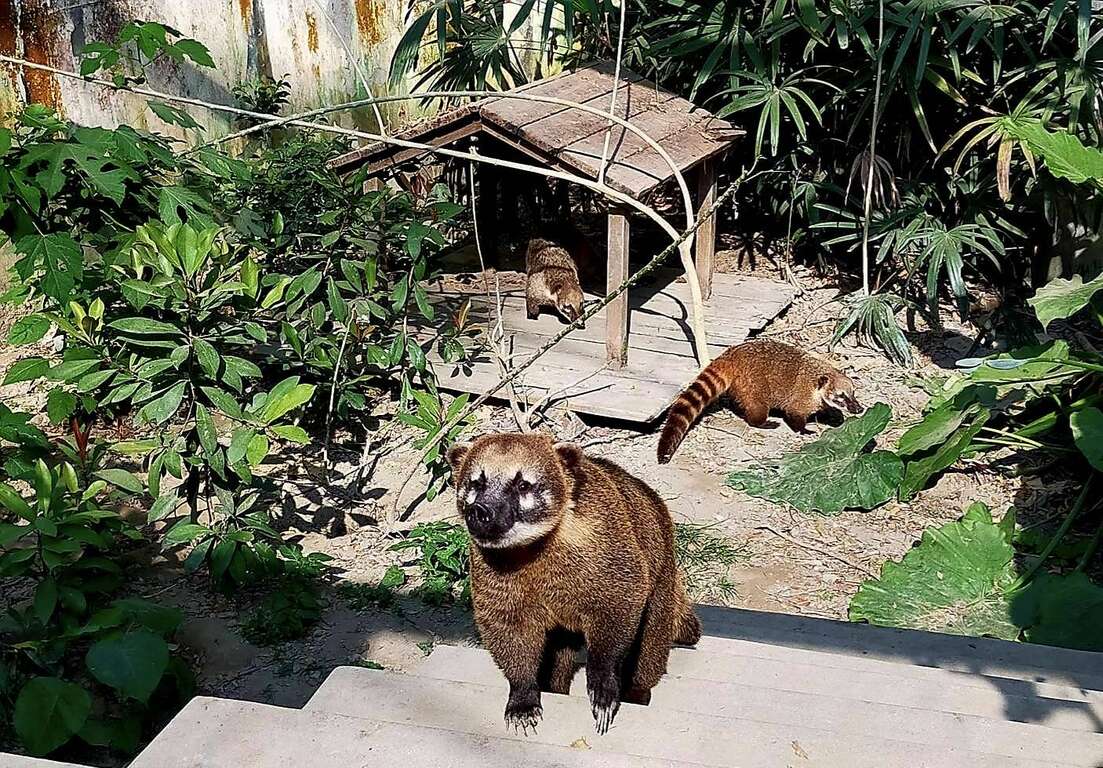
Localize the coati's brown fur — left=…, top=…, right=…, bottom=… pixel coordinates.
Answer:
left=447, top=433, right=700, bottom=734
left=657, top=340, right=862, bottom=464
left=525, top=238, right=585, bottom=325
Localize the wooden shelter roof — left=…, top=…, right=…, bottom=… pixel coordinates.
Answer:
left=328, top=61, right=743, bottom=198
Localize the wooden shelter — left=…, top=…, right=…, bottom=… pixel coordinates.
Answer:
left=329, top=62, right=795, bottom=422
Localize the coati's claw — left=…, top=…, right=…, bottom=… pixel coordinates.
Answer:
left=588, top=675, right=620, bottom=734
left=591, top=700, right=619, bottom=734
left=504, top=704, right=542, bottom=735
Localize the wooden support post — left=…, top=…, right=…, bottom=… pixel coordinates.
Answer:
left=696, top=158, right=718, bottom=300
left=606, top=208, right=630, bottom=368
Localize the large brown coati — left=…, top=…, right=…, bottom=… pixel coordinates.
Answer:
left=447, top=433, right=701, bottom=734
left=525, top=238, right=585, bottom=325
left=657, top=339, right=862, bottom=464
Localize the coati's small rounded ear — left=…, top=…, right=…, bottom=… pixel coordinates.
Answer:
left=446, top=441, right=472, bottom=471
left=553, top=442, right=584, bottom=470
left=817, top=374, right=830, bottom=389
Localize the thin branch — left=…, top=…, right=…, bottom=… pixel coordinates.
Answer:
left=322, top=315, right=354, bottom=476
left=860, top=0, right=885, bottom=297
left=597, top=0, right=629, bottom=187
left=755, top=525, right=878, bottom=579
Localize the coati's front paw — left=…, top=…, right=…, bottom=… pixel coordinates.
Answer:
left=587, top=673, right=621, bottom=734
left=505, top=690, right=543, bottom=735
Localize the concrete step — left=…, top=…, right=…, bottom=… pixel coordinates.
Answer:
left=418, top=643, right=1103, bottom=733
left=306, top=666, right=1083, bottom=768
left=697, top=605, right=1103, bottom=691
left=415, top=643, right=1103, bottom=762
left=129, top=696, right=698, bottom=768
left=691, top=634, right=1103, bottom=706
left=0, top=758, right=90, bottom=768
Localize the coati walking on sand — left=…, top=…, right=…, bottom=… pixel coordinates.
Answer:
left=525, top=238, right=585, bottom=325
left=447, top=433, right=701, bottom=735
left=657, top=340, right=862, bottom=464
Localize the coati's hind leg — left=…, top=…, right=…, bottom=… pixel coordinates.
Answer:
left=624, top=571, right=678, bottom=706
left=526, top=296, right=540, bottom=320
left=537, top=629, right=583, bottom=695
left=671, top=571, right=701, bottom=646
left=741, top=398, right=770, bottom=427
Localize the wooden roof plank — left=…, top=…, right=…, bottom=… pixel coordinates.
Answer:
left=327, top=61, right=744, bottom=194
left=479, top=63, right=639, bottom=131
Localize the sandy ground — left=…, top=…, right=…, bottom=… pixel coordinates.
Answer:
left=0, top=242, right=1067, bottom=717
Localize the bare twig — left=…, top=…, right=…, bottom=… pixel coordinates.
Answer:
left=860, top=0, right=885, bottom=297
left=323, top=316, right=354, bottom=476
left=597, top=0, right=628, bottom=187
left=755, top=525, right=879, bottom=579
left=525, top=365, right=608, bottom=427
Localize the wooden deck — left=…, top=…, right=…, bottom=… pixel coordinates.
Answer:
left=415, top=270, right=794, bottom=423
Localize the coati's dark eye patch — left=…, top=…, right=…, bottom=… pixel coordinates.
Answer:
left=514, top=472, right=533, bottom=494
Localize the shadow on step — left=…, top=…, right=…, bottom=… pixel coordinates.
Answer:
left=695, top=604, right=1103, bottom=734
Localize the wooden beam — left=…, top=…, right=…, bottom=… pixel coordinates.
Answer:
left=696, top=157, right=718, bottom=300
left=606, top=208, right=630, bottom=368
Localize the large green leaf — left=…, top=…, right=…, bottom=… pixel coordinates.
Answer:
left=13, top=677, right=91, bottom=756
left=14, top=234, right=83, bottom=302
left=1004, top=118, right=1103, bottom=186
left=1070, top=407, right=1103, bottom=471
left=849, top=504, right=1020, bottom=640
left=8, top=313, right=50, bottom=345
left=727, top=403, right=903, bottom=514
left=259, top=376, right=315, bottom=423
left=1012, top=573, right=1103, bottom=652
left=3, top=356, right=49, bottom=385
left=1028, top=273, right=1103, bottom=329
left=85, top=630, right=169, bottom=703
left=137, top=381, right=186, bottom=425
left=898, top=410, right=990, bottom=501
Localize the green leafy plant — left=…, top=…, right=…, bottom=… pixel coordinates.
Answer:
left=338, top=566, right=408, bottom=612
left=674, top=522, right=746, bottom=602
left=232, top=75, right=293, bottom=117
left=79, top=21, right=215, bottom=86
left=727, top=403, right=904, bottom=514
left=240, top=578, right=323, bottom=646
left=850, top=502, right=1021, bottom=639
left=0, top=427, right=190, bottom=757
left=851, top=502, right=1103, bottom=651
left=390, top=521, right=470, bottom=605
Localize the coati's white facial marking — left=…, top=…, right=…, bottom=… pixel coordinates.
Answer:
left=465, top=487, right=478, bottom=505
left=518, top=492, right=537, bottom=511
left=473, top=518, right=558, bottom=549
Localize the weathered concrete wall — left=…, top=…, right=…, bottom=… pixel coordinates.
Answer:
left=0, top=0, right=416, bottom=137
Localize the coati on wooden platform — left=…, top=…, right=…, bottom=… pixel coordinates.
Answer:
left=447, top=433, right=701, bottom=735
left=525, top=238, right=585, bottom=325
left=657, top=339, right=862, bottom=464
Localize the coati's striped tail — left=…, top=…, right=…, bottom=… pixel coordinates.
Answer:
left=656, top=360, right=732, bottom=464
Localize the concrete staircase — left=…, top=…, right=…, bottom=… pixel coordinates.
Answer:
left=6, top=607, right=1103, bottom=767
